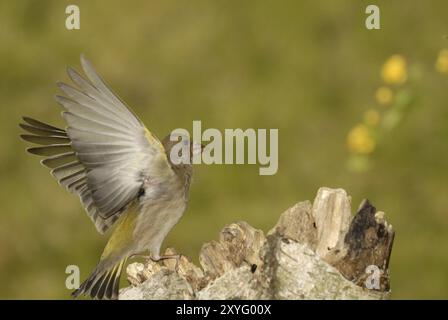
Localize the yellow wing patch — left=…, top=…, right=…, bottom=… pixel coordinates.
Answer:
left=144, top=127, right=166, bottom=156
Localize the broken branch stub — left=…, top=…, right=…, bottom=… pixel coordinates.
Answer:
left=120, top=187, right=394, bottom=300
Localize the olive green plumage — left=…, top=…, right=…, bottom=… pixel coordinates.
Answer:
left=20, top=55, right=199, bottom=300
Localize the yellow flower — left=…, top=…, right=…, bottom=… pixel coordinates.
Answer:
left=381, top=55, right=407, bottom=84
left=435, top=49, right=448, bottom=74
left=375, top=86, right=393, bottom=105
left=364, top=109, right=380, bottom=126
left=347, top=124, right=376, bottom=154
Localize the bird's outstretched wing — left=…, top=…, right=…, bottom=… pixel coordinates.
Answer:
left=21, top=55, right=169, bottom=234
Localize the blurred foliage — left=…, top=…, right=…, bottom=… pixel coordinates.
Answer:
left=346, top=54, right=417, bottom=171
left=0, top=0, right=447, bottom=299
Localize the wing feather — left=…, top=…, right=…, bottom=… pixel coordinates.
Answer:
left=22, top=117, right=66, bottom=133
left=27, top=145, right=73, bottom=156
left=19, top=124, right=68, bottom=137
left=21, top=135, right=71, bottom=145
left=20, top=54, right=171, bottom=233
left=41, top=153, right=78, bottom=169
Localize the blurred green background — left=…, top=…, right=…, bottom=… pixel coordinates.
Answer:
left=0, top=0, right=447, bottom=299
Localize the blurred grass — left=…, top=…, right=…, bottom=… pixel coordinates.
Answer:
left=0, top=0, right=447, bottom=299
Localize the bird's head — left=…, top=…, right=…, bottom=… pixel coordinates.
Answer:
left=162, top=133, right=204, bottom=179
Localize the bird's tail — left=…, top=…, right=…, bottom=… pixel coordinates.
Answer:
left=72, top=258, right=127, bottom=300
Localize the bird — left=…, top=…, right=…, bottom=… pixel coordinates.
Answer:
left=20, top=54, right=203, bottom=300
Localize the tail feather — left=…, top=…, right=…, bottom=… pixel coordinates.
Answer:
left=72, top=259, right=127, bottom=300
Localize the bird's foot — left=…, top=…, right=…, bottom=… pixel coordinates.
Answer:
left=131, top=253, right=183, bottom=272
left=151, top=254, right=183, bottom=273
left=131, top=254, right=151, bottom=260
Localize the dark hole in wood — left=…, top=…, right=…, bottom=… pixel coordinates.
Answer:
left=251, top=264, right=257, bottom=273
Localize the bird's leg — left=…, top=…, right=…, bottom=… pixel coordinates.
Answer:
left=129, top=254, right=154, bottom=269
left=131, top=254, right=151, bottom=260
left=131, top=253, right=183, bottom=272
left=151, top=254, right=183, bottom=273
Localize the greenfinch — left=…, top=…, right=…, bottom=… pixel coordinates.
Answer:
left=20, top=55, right=201, bottom=300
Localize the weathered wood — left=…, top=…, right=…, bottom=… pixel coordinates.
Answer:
left=332, top=200, right=395, bottom=291
left=119, top=187, right=394, bottom=300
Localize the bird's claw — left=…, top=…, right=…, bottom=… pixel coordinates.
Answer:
left=153, top=254, right=183, bottom=273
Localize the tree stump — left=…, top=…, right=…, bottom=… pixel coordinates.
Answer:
left=119, top=187, right=394, bottom=300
